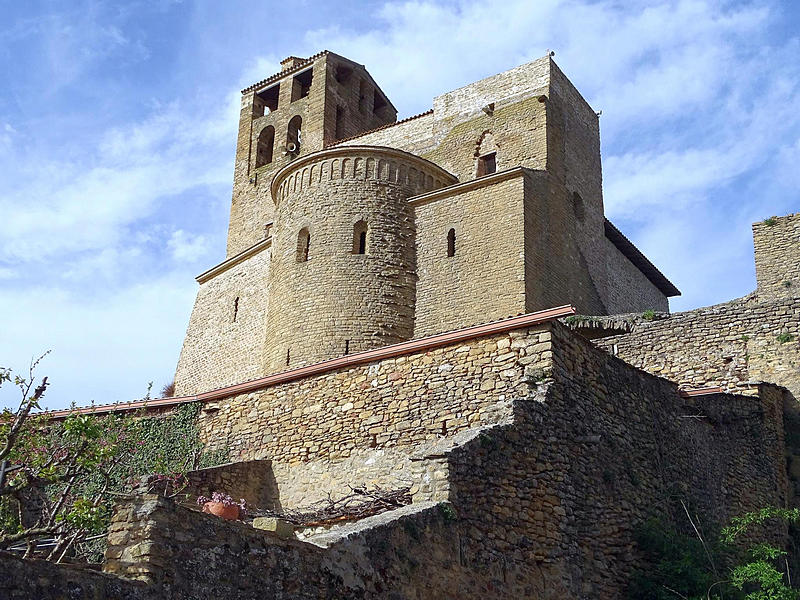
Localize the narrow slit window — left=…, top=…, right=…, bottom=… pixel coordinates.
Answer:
left=286, top=348, right=291, bottom=366
left=232, top=297, right=239, bottom=322
left=447, top=228, right=456, bottom=257
left=477, top=152, right=497, bottom=176
left=344, top=340, right=350, bottom=355
left=297, top=228, right=310, bottom=262
left=353, top=220, right=368, bottom=254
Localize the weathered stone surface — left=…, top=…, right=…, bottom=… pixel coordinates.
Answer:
left=252, top=516, right=295, bottom=538
left=174, top=52, right=673, bottom=394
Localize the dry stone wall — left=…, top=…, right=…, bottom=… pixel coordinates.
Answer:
left=754, top=212, right=800, bottom=301
left=593, top=294, right=800, bottom=399
left=102, top=493, right=469, bottom=599
left=438, top=322, right=788, bottom=597
left=196, top=324, right=552, bottom=510
left=174, top=245, right=271, bottom=396
left=7, top=320, right=791, bottom=599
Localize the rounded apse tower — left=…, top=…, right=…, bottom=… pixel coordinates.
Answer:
left=265, top=146, right=457, bottom=372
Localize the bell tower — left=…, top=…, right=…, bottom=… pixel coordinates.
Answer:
left=226, top=51, right=398, bottom=257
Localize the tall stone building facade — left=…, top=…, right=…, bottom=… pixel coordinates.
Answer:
left=174, top=51, right=679, bottom=395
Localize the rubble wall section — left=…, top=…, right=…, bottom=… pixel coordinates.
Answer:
left=441, top=321, right=788, bottom=597
left=594, top=295, right=800, bottom=399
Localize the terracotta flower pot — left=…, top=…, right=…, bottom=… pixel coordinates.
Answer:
left=202, top=501, right=240, bottom=520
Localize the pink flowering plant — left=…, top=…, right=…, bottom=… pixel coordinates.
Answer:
left=197, top=492, right=247, bottom=516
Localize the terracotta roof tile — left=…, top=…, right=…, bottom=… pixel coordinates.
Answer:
left=332, top=109, right=434, bottom=145
left=241, top=50, right=328, bottom=94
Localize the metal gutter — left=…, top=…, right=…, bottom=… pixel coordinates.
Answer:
left=43, top=305, right=575, bottom=419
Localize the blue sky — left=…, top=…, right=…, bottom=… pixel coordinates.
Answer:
left=1, top=0, right=798, bottom=410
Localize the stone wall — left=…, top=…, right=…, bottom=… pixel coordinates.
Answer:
left=524, top=323, right=788, bottom=595
left=0, top=552, right=152, bottom=600
left=522, top=170, right=609, bottom=315
left=592, top=294, right=800, bottom=399
left=174, top=243, right=271, bottom=396
left=103, top=493, right=467, bottom=599
left=181, top=459, right=279, bottom=509
left=412, top=171, right=527, bottom=337
left=264, top=146, right=456, bottom=371
left=336, top=111, right=436, bottom=155
left=754, top=212, right=800, bottom=301
left=420, top=322, right=785, bottom=597
left=8, top=319, right=791, bottom=598
left=603, top=236, right=670, bottom=313
left=196, top=324, right=551, bottom=509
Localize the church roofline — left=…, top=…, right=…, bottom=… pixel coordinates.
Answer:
left=241, top=50, right=398, bottom=115
left=604, top=218, right=681, bottom=297
left=241, top=50, right=329, bottom=93
left=332, top=109, right=434, bottom=146
left=195, top=236, right=272, bottom=284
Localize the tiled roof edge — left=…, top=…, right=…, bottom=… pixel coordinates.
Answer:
left=331, top=109, right=434, bottom=146
left=241, top=50, right=329, bottom=94
left=42, top=305, right=575, bottom=419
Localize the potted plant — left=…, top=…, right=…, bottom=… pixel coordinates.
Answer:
left=197, top=492, right=247, bottom=521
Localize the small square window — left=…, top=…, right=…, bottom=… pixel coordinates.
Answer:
left=477, top=153, right=496, bottom=177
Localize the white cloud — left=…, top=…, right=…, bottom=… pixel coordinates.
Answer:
left=0, top=98, right=238, bottom=265
left=168, top=230, right=210, bottom=263
left=0, top=275, right=198, bottom=411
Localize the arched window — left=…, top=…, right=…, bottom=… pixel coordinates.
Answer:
left=297, top=228, right=310, bottom=262
left=255, top=126, right=274, bottom=168
left=287, top=116, right=302, bottom=153
left=447, top=228, right=456, bottom=257
left=353, top=220, right=368, bottom=254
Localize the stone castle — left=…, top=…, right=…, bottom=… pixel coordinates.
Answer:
left=173, top=51, right=678, bottom=395
left=4, top=52, right=799, bottom=599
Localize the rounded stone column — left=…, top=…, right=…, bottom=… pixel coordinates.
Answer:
left=265, top=145, right=456, bottom=371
